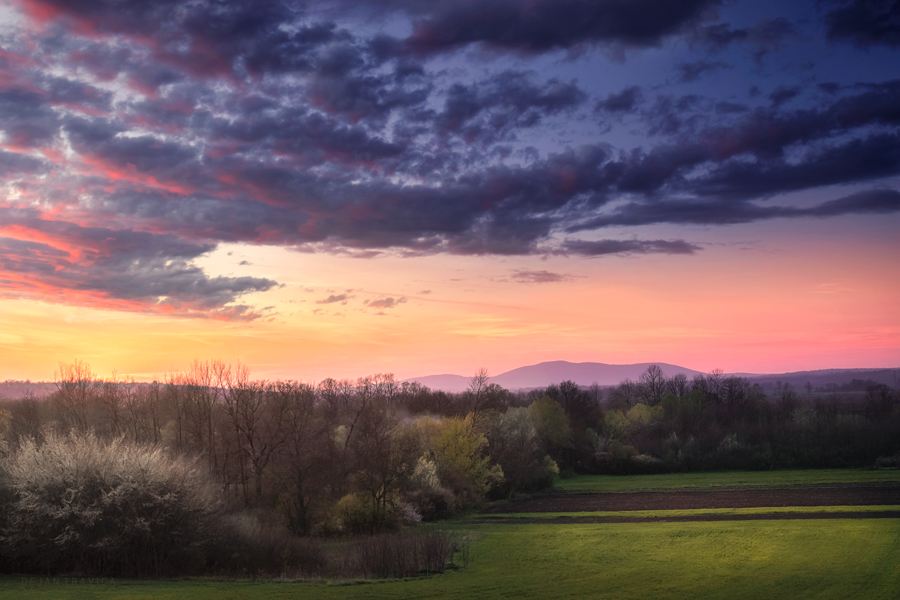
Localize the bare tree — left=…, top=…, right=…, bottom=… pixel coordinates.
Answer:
left=667, top=372, right=688, bottom=397
left=97, top=371, right=124, bottom=438
left=221, top=366, right=289, bottom=504
left=777, top=382, right=798, bottom=418
left=707, top=368, right=725, bottom=403
left=53, top=359, right=97, bottom=432
left=274, top=381, right=326, bottom=535
left=639, top=365, right=666, bottom=406
left=465, top=368, right=506, bottom=422
left=173, top=360, right=223, bottom=473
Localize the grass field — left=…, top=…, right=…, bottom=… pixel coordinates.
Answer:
left=2, top=519, right=898, bottom=600
left=3, top=469, right=899, bottom=600
left=554, top=468, right=900, bottom=492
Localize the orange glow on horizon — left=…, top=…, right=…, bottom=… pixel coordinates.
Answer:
left=2, top=221, right=898, bottom=384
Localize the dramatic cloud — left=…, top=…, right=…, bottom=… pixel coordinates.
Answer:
left=389, top=0, right=720, bottom=56
left=676, top=60, right=730, bottom=83
left=823, top=0, right=900, bottom=48
left=596, top=86, right=644, bottom=113
left=317, top=294, right=349, bottom=305
left=512, top=270, right=573, bottom=283
left=366, top=297, right=407, bottom=309
left=567, top=189, right=900, bottom=229
left=0, top=208, right=276, bottom=319
left=0, top=0, right=896, bottom=320
left=437, top=71, right=586, bottom=142
left=691, top=17, right=800, bottom=60
left=559, top=239, right=702, bottom=256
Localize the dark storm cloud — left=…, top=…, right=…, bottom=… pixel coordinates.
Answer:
left=0, top=150, right=47, bottom=178
left=2, top=0, right=899, bottom=322
left=511, top=270, right=573, bottom=283
left=676, top=60, right=730, bottom=83
left=642, top=94, right=706, bottom=136
left=64, top=116, right=199, bottom=175
left=691, top=17, right=800, bottom=60
left=596, top=86, right=644, bottom=113
left=604, top=80, right=900, bottom=198
left=393, top=0, right=720, bottom=56
left=203, top=105, right=406, bottom=166
left=823, top=0, right=900, bottom=48
left=567, top=189, right=900, bottom=229
left=437, top=71, right=586, bottom=141
left=715, top=101, right=749, bottom=114
left=42, top=76, right=113, bottom=113
left=693, top=133, right=900, bottom=200
left=25, top=0, right=336, bottom=79
left=559, top=239, right=702, bottom=255
left=0, top=207, right=275, bottom=319
left=769, top=85, right=802, bottom=107
left=0, top=89, right=61, bottom=147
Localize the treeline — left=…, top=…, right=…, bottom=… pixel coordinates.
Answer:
left=597, top=366, right=900, bottom=472
left=1, top=362, right=578, bottom=530
left=0, top=360, right=898, bottom=577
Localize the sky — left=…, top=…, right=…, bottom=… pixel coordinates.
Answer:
left=0, top=0, right=898, bottom=383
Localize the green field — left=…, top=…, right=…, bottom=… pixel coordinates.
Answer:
left=479, top=504, right=900, bottom=520
left=554, top=468, right=900, bottom=492
left=3, top=519, right=899, bottom=600
left=3, top=468, right=899, bottom=599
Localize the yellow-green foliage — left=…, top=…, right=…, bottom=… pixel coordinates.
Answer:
left=432, top=416, right=503, bottom=497
left=528, top=396, right=572, bottom=448
left=335, top=492, right=394, bottom=534
left=604, top=403, right=664, bottom=439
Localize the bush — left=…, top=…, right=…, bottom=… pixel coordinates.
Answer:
left=875, top=454, right=900, bottom=469
left=1, top=432, right=225, bottom=577
left=213, top=516, right=327, bottom=578
left=344, top=531, right=458, bottom=578
left=336, top=492, right=397, bottom=535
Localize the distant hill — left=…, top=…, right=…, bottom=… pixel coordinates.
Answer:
left=404, top=362, right=899, bottom=393
left=404, top=361, right=705, bottom=393
left=743, top=368, right=899, bottom=389
left=0, top=381, right=56, bottom=400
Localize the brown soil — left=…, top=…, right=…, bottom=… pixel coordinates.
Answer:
left=482, top=483, right=900, bottom=516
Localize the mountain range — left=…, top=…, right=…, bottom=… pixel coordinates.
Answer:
left=403, top=361, right=899, bottom=393
left=403, top=361, right=705, bottom=393
left=2, top=363, right=896, bottom=400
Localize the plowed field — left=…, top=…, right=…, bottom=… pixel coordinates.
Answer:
left=479, top=482, right=900, bottom=522
left=486, top=483, right=900, bottom=512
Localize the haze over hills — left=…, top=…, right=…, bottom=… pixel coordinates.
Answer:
left=404, top=362, right=900, bottom=393
left=404, top=361, right=706, bottom=393
left=1, top=364, right=896, bottom=400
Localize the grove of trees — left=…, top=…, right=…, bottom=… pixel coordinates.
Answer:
left=0, top=360, right=897, bottom=577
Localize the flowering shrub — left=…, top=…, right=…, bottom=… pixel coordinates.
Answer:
left=1, top=432, right=223, bottom=577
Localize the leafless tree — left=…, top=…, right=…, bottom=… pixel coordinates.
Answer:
left=707, top=368, right=725, bottom=403
left=274, top=381, right=326, bottom=535
left=465, top=368, right=507, bottom=422
left=222, top=366, right=289, bottom=504
left=639, top=365, right=666, bottom=406
left=667, top=372, right=688, bottom=397
left=53, top=359, right=97, bottom=432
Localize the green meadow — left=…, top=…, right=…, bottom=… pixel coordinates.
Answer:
left=479, top=504, right=900, bottom=519
left=3, top=519, right=899, bottom=600
left=3, top=469, right=899, bottom=600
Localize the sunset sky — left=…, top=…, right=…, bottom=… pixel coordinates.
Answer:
left=0, top=0, right=898, bottom=383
